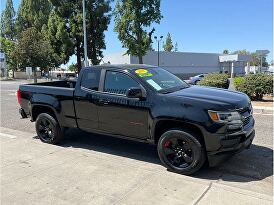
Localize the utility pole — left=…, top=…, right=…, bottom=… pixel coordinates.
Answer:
left=154, top=36, right=163, bottom=66
left=83, top=0, right=88, bottom=67
left=260, top=55, right=263, bottom=73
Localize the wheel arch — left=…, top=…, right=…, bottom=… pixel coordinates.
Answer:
left=31, top=104, right=59, bottom=122
left=153, top=119, right=205, bottom=146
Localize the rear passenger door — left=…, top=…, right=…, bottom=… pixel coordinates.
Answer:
left=97, top=70, right=149, bottom=139
left=74, top=68, right=101, bottom=132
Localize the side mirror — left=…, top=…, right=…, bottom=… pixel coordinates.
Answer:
left=126, top=87, right=146, bottom=99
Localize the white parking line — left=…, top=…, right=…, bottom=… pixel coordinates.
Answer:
left=0, top=133, right=17, bottom=139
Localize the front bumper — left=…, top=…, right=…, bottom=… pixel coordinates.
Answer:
left=207, top=129, right=255, bottom=166
left=205, top=114, right=255, bottom=167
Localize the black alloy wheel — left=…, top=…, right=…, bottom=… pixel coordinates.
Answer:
left=158, top=129, right=206, bottom=175
left=163, top=138, right=194, bottom=168
left=35, top=113, right=64, bottom=144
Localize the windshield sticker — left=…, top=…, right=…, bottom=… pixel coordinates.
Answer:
left=146, top=79, right=162, bottom=91
left=135, top=69, right=148, bottom=74
left=139, top=73, right=153, bottom=78
left=135, top=69, right=153, bottom=78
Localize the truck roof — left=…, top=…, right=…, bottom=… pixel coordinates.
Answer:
left=84, top=64, right=157, bottom=71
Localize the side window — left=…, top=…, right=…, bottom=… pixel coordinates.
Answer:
left=81, top=69, right=101, bottom=91
left=104, top=71, right=140, bottom=95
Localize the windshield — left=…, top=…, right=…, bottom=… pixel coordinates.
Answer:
left=131, top=67, right=189, bottom=93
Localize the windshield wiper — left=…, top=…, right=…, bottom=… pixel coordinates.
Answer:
left=160, top=85, right=188, bottom=94
left=161, top=90, right=174, bottom=94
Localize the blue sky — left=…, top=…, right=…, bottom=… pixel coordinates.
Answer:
left=2, top=0, right=273, bottom=64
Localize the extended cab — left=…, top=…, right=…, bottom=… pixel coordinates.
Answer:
left=18, top=64, right=255, bottom=175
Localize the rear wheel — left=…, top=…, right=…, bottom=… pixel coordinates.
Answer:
left=35, top=113, right=64, bottom=144
left=157, top=129, right=206, bottom=175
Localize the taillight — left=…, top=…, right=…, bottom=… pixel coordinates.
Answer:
left=17, top=90, right=22, bottom=105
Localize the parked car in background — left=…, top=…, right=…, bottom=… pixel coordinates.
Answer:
left=189, top=74, right=207, bottom=84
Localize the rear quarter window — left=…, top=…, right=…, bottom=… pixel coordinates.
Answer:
left=81, top=69, right=101, bottom=91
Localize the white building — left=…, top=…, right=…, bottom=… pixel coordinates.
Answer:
left=102, top=51, right=253, bottom=79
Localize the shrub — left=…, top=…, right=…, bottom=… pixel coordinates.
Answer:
left=234, top=74, right=273, bottom=100
left=233, top=77, right=244, bottom=89
left=197, top=73, right=229, bottom=89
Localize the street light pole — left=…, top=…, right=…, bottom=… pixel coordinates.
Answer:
left=154, top=36, right=163, bottom=66
left=157, top=40, right=160, bottom=66
left=82, top=0, right=88, bottom=67
left=260, top=55, right=263, bottom=73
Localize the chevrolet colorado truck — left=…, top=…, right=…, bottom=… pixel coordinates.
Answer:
left=17, top=64, right=255, bottom=175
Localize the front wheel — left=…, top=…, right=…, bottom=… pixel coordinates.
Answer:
left=157, top=129, right=206, bottom=175
left=35, top=113, right=64, bottom=144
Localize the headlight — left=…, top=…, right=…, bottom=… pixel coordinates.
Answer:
left=208, top=110, right=242, bottom=123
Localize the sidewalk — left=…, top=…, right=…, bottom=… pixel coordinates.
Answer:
left=0, top=127, right=272, bottom=205
left=252, top=97, right=273, bottom=113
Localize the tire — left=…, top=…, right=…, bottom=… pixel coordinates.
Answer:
left=35, top=113, right=64, bottom=144
left=157, top=128, right=206, bottom=175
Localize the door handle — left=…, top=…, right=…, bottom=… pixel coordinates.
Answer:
left=75, top=96, right=81, bottom=101
left=98, top=99, right=109, bottom=105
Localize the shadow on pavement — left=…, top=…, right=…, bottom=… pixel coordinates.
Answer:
left=194, top=144, right=273, bottom=182
left=36, top=128, right=273, bottom=183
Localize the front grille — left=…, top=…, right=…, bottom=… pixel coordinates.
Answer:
left=236, top=105, right=252, bottom=127
left=242, top=115, right=251, bottom=126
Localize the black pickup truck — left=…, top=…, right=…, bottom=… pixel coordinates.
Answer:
left=17, top=64, right=255, bottom=175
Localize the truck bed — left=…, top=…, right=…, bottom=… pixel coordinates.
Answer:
left=18, top=80, right=77, bottom=128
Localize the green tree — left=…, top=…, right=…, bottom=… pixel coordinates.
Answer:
left=46, top=11, right=74, bottom=66
left=12, top=27, right=59, bottom=73
left=16, top=0, right=52, bottom=34
left=223, top=49, right=229, bottom=54
left=68, top=64, right=78, bottom=72
left=1, top=0, right=16, bottom=40
left=87, top=0, right=112, bottom=65
left=114, top=0, right=162, bottom=64
left=163, top=32, right=173, bottom=52
left=232, top=49, right=250, bottom=55
left=232, top=50, right=268, bottom=67
left=251, top=53, right=268, bottom=67
left=48, top=0, right=112, bottom=71
left=0, top=37, right=16, bottom=75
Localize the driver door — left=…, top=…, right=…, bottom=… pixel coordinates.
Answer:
left=97, top=70, right=149, bottom=139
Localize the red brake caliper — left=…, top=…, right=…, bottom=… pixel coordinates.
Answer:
left=164, top=140, right=172, bottom=148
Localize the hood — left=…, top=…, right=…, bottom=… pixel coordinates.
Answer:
left=167, top=85, right=250, bottom=110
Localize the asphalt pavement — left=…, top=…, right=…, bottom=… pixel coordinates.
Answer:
left=0, top=79, right=273, bottom=205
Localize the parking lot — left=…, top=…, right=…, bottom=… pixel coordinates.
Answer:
left=1, top=80, right=273, bottom=205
